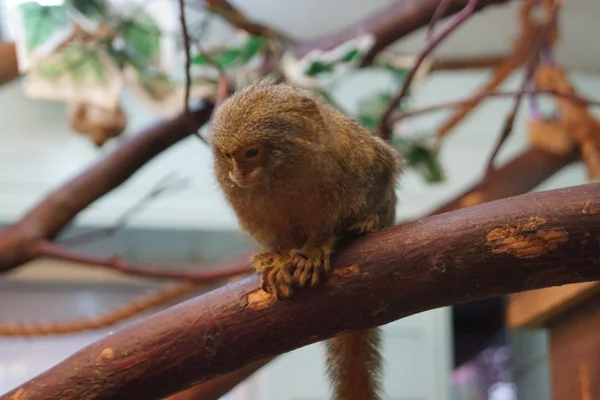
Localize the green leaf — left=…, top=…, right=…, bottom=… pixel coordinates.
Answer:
left=191, top=35, right=265, bottom=70
left=378, top=61, right=409, bottom=83
left=392, top=137, right=445, bottom=183
left=191, top=54, right=209, bottom=65
left=19, top=1, right=70, bottom=52
left=73, top=52, right=106, bottom=84
left=36, top=60, right=64, bottom=81
left=121, top=16, right=161, bottom=63
left=35, top=46, right=108, bottom=85
left=238, top=35, right=266, bottom=64
left=355, top=91, right=403, bottom=130
left=136, top=70, right=174, bottom=100
left=65, top=0, right=108, bottom=20
left=304, top=60, right=334, bottom=76
left=214, top=48, right=242, bottom=67
left=341, top=48, right=359, bottom=63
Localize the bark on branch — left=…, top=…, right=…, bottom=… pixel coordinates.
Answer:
left=4, top=181, right=600, bottom=400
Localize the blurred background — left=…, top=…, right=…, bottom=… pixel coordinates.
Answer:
left=0, top=0, right=598, bottom=399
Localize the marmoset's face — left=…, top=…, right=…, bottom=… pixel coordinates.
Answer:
left=217, top=142, right=266, bottom=188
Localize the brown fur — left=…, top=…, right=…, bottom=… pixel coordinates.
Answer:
left=210, top=78, right=401, bottom=400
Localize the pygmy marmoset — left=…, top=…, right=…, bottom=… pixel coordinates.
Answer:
left=210, top=78, right=401, bottom=400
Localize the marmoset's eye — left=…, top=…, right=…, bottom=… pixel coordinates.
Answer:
left=245, top=148, right=259, bottom=158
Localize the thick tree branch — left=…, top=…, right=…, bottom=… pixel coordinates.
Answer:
left=427, top=147, right=578, bottom=215
left=291, top=0, right=512, bottom=64
left=165, top=358, right=272, bottom=400
left=0, top=102, right=214, bottom=273
left=4, top=181, right=600, bottom=400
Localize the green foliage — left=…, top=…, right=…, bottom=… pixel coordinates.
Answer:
left=304, top=60, right=334, bottom=76
left=392, top=136, right=445, bottom=183
left=191, top=35, right=266, bottom=69
left=378, top=61, right=409, bottom=84
left=35, top=46, right=107, bottom=85
left=301, top=43, right=368, bottom=78
left=342, top=48, right=360, bottom=63
left=135, top=70, right=173, bottom=100
left=19, top=1, right=70, bottom=52
left=356, top=91, right=405, bottom=131
left=65, top=0, right=108, bottom=20
left=121, top=16, right=161, bottom=64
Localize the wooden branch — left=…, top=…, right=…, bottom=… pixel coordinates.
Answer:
left=291, top=0, right=512, bottom=65
left=484, top=0, right=562, bottom=175
left=34, top=241, right=251, bottom=282
left=0, top=102, right=214, bottom=273
left=168, top=146, right=577, bottom=400
left=430, top=55, right=508, bottom=70
left=392, top=89, right=600, bottom=124
left=179, top=0, right=193, bottom=116
left=378, top=0, right=484, bottom=139
left=429, top=147, right=578, bottom=215
left=165, top=358, right=272, bottom=400
left=4, top=181, right=600, bottom=400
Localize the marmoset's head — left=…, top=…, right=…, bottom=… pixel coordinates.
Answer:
left=210, top=78, right=325, bottom=188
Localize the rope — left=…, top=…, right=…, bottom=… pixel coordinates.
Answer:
left=0, top=282, right=199, bottom=336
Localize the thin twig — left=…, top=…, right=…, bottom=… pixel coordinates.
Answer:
left=377, top=0, right=481, bottom=140
left=427, top=0, right=454, bottom=38
left=391, top=88, right=600, bottom=124
left=35, top=241, right=252, bottom=281
left=179, top=0, right=192, bottom=115
left=59, top=174, right=189, bottom=246
left=430, top=55, right=508, bottom=71
left=484, top=0, right=562, bottom=176
left=215, top=73, right=230, bottom=109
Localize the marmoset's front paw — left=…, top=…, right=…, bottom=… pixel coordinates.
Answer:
left=347, top=214, right=380, bottom=235
left=289, top=245, right=333, bottom=288
left=252, top=252, right=295, bottom=299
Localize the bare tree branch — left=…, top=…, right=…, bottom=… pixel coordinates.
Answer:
left=378, top=0, right=483, bottom=139
left=427, top=0, right=454, bottom=38
left=59, top=173, right=189, bottom=246
left=179, top=0, right=193, bottom=116
left=425, top=147, right=578, bottom=216
left=0, top=102, right=214, bottom=273
left=291, top=0, right=512, bottom=64
left=484, top=0, right=562, bottom=176
left=34, top=241, right=251, bottom=282
left=430, top=55, right=508, bottom=70
left=3, top=180, right=599, bottom=400
left=391, top=88, right=600, bottom=124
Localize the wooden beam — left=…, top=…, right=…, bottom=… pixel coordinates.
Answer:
left=548, top=295, right=600, bottom=400
left=507, top=282, right=600, bottom=328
